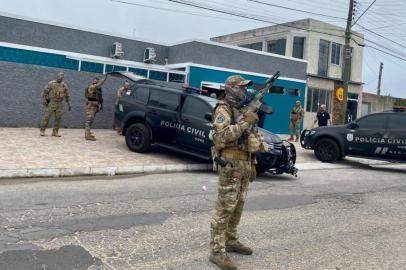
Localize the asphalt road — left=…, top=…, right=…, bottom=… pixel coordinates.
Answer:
left=0, top=164, right=405, bottom=270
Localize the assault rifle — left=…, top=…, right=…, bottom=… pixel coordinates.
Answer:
left=237, top=71, right=280, bottom=121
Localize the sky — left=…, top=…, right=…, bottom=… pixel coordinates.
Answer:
left=1, top=0, right=405, bottom=98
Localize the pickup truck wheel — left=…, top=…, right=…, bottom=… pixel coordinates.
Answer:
left=314, top=138, right=340, bottom=162
left=125, top=123, right=151, bottom=153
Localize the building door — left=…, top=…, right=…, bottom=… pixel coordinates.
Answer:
left=346, top=93, right=359, bottom=122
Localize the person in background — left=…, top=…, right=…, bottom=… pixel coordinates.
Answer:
left=289, top=100, right=304, bottom=142
left=84, top=74, right=107, bottom=141
left=113, top=81, right=130, bottom=132
left=40, top=72, right=71, bottom=137
left=313, top=104, right=332, bottom=128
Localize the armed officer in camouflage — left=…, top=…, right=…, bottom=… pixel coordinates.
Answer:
left=40, top=72, right=71, bottom=137
left=84, top=74, right=107, bottom=141
left=210, top=75, right=267, bottom=270
left=289, top=100, right=305, bottom=142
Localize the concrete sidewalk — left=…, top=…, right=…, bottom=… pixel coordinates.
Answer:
left=0, top=128, right=211, bottom=178
left=0, top=128, right=402, bottom=179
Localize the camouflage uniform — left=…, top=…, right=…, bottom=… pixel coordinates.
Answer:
left=85, top=75, right=107, bottom=140
left=40, top=80, right=70, bottom=136
left=115, top=86, right=126, bottom=105
left=289, top=104, right=304, bottom=140
left=210, top=100, right=261, bottom=254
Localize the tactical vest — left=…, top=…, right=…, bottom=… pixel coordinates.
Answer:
left=85, top=87, right=103, bottom=103
left=49, top=81, right=66, bottom=103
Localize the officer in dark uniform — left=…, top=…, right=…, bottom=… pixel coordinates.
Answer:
left=313, top=104, right=332, bottom=128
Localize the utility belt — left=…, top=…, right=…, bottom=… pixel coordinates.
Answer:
left=87, top=98, right=98, bottom=102
left=220, top=149, right=249, bottom=161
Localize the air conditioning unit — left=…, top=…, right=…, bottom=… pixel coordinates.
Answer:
left=143, top=47, right=156, bottom=64
left=111, top=42, right=124, bottom=58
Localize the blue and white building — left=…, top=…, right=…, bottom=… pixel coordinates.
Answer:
left=0, top=13, right=307, bottom=134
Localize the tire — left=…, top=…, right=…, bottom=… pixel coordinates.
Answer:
left=125, top=123, right=151, bottom=153
left=255, top=164, right=268, bottom=175
left=314, top=138, right=340, bottom=163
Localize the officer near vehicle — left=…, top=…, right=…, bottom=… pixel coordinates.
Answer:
left=40, top=72, right=71, bottom=137
left=289, top=100, right=305, bottom=142
left=313, top=104, right=332, bottom=128
left=84, top=74, right=107, bottom=141
left=113, top=81, right=130, bottom=131
left=210, top=75, right=267, bottom=270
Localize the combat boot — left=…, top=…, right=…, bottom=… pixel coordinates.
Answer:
left=226, top=241, right=253, bottom=255
left=52, top=130, right=61, bottom=137
left=209, top=252, right=237, bottom=270
left=288, top=136, right=294, bottom=141
left=40, top=130, right=45, bottom=136
left=295, top=136, right=299, bottom=142
left=85, top=133, right=96, bottom=141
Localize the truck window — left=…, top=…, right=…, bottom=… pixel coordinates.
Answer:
left=388, top=114, right=406, bottom=130
left=133, top=87, right=149, bottom=105
left=356, top=114, right=387, bottom=129
left=149, top=90, right=179, bottom=111
left=182, top=97, right=211, bottom=119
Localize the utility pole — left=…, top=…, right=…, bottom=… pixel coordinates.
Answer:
left=377, top=62, right=383, bottom=96
left=337, top=0, right=355, bottom=124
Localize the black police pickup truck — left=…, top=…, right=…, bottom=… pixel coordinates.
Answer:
left=111, top=72, right=297, bottom=176
left=301, top=107, right=406, bottom=163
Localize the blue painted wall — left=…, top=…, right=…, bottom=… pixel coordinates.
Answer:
left=188, top=66, right=306, bottom=134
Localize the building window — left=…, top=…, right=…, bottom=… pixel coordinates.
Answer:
left=306, top=88, right=332, bottom=112
left=169, top=73, right=185, bottom=83
left=289, top=88, right=300, bottom=96
left=80, top=61, right=103, bottom=73
left=267, top=39, right=286, bottom=55
left=292, top=37, right=305, bottom=59
left=331, top=43, right=342, bottom=65
left=129, top=67, right=148, bottom=77
left=105, top=64, right=126, bottom=73
left=149, top=70, right=167, bottom=81
left=269, top=86, right=285, bottom=95
left=318, top=40, right=330, bottom=77
left=239, top=42, right=263, bottom=51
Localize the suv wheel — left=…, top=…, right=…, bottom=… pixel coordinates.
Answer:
left=314, top=138, right=340, bottom=162
left=125, top=123, right=151, bottom=153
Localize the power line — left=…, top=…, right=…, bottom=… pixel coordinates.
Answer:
left=247, top=0, right=346, bottom=20
left=109, top=0, right=263, bottom=22
left=352, top=0, right=377, bottom=26
left=168, top=0, right=349, bottom=38
left=169, top=0, right=406, bottom=62
left=356, top=24, right=406, bottom=50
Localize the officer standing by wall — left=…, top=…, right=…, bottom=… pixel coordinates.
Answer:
left=84, top=74, right=107, bottom=141
left=289, top=100, right=305, bottom=142
left=40, top=72, right=71, bottom=137
left=210, top=75, right=267, bottom=270
left=313, top=104, right=332, bottom=128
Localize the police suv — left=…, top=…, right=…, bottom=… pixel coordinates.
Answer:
left=111, top=72, right=297, bottom=175
left=301, top=107, right=406, bottom=163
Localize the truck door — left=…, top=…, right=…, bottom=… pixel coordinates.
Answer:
left=346, top=114, right=388, bottom=156
left=146, top=89, right=180, bottom=143
left=177, top=96, right=213, bottom=154
left=386, top=114, right=406, bottom=160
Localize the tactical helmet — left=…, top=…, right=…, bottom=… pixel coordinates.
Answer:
left=224, top=75, right=252, bottom=108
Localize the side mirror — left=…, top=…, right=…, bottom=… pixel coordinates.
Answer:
left=347, top=122, right=359, bottom=129
left=205, top=113, right=212, bottom=122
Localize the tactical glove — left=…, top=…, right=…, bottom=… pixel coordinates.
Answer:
left=243, top=112, right=259, bottom=125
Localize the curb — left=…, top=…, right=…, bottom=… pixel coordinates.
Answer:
left=0, top=164, right=212, bottom=179
left=1, top=161, right=404, bottom=179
